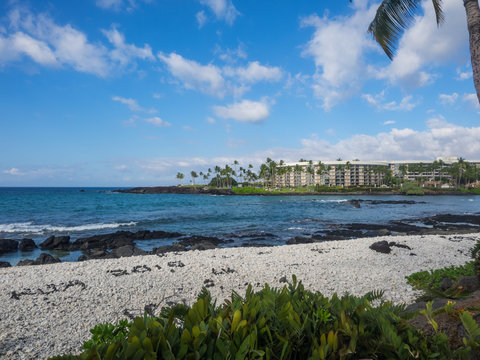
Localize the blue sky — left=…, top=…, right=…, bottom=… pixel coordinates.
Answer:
left=1, top=0, right=479, bottom=186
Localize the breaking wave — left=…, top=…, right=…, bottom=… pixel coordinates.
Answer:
left=0, top=221, right=137, bottom=234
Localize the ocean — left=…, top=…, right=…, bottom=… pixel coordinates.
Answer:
left=0, top=187, right=478, bottom=265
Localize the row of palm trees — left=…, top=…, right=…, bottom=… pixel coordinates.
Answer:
left=176, top=158, right=480, bottom=189
left=401, top=158, right=480, bottom=187
left=176, top=158, right=297, bottom=187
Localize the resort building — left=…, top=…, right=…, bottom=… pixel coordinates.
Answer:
left=275, top=157, right=480, bottom=188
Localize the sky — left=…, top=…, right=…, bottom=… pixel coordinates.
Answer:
left=1, top=0, right=479, bottom=186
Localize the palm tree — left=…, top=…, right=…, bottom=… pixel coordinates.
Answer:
left=366, top=0, right=480, bottom=103
left=176, top=172, right=184, bottom=185
left=190, top=171, right=198, bottom=185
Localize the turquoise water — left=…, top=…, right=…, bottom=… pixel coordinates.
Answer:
left=0, top=187, right=478, bottom=264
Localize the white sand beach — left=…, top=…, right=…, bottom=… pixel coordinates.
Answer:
left=0, top=233, right=478, bottom=359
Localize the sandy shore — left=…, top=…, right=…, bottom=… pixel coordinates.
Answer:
left=0, top=233, right=478, bottom=359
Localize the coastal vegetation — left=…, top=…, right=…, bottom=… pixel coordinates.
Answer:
left=51, top=275, right=480, bottom=359
left=175, top=158, right=480, bottom=195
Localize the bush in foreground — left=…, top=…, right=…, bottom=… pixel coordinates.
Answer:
left=50, top=276, right=480, bottom=359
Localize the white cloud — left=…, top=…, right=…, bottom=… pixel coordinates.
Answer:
left=439, top=92, right=459, bottom=106
left=377, top=0, right=468, bottom=87
left=102, top=26, right=154, bottom=66
left=96, top=0, right=151, bottom=11
left=158, top=52, right=225, bottom=97
left=296, top=118, right=480, bottom=161
left=199, top=0, right=240, bottom=25
left=112, top=96, right=156, bottom=113
left=3, top=168, right=24, bottom=175
left=9, top=32, right=58, bottom=65
left=213, top=99, right=270, bottom=123
left=158, top=52, right=283, bottom=98
left=206, top=116, right=216, bottom=124
left=383, top=120, right=395, bottom=125
left=215, top=43, right=247, bottom=63
left=96, top=0, right=123, bottom=10
left=224, top=61, right=282, bottom=83
left=362, top=91, right=418, bottom=111
left=456, top=67, right=472, bottom=80
left=196, top=11, right=207, bottom=28
left=145, top=116, right=171, bottom=127
left=1, top=8, right=153, bottom=76
left=301, top=1, right=378, bottom=110
left=463, top=93, right=480, bottom=109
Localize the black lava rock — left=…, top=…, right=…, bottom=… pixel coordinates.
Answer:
left=457, top=276, right=480, bottom=292
left=112, top=245, right=149, bottom=258
left=0, top=261, right=12, bottom=268
left=39, top=236, right=71, bottom=250
left=0, top=239, right=18, bottom=254
left=286, top=236, right=316, bottom=245
left=369, top=240, right=391, bottom=254
left=19, top=238, right=37, bottom=251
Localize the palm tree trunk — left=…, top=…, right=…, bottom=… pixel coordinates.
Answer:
left=464, top=0, right=480, bottom=103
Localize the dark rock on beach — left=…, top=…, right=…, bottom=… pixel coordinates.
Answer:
left=70, top=230, right=184, bottom=251
left=39, top=235, right=71, bottom=250
left=286, top=236, right=316, bottom=245
left=112, top=245, right=149, bottom=258
left=369, top=240, right=392, bottom=254
left=153, top=243, right=187, bottom=254
left=369, top=240, right=412, bottom=254
left=19, top=238, right=37, bottom=251
left=0, top=261, right=12, bottom=268
left=17, top=253, right=61, bottom=266
left=0, top=239, right=18, bottom=254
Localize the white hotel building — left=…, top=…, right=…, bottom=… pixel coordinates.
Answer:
left=275, top=157, right=480, bottom=188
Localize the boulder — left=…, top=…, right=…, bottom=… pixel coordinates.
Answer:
left=17, top=259, right=35, bottom=266
left=153, top=243, right=186, bottom=254
left=19, top=238, right=37, bottom=251
left=112, top=245, right=148, bottom=258
left=190, top=241, right=218, bottom=251
left=369, top=240, right=391, bottom=254
left=17, top=253, right=61, bottom=266
left=0, top=239, right=18, bottom=254
left=39, top=235, right=71, bottom=250
left=457, top=275, right=480, bottom=292
left=0, top=261, right=11, bottom=268
left=286, top=236, right=315, bottom=245
left=34, top=253, right=61, bottom=265
left=440, top=278, right=455, bottom=291
left=71, top=231, right=135, bottom=251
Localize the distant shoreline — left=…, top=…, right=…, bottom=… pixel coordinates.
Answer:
left=114, top=185, right=476, bottom=196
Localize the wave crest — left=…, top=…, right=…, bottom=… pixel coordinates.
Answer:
left=0, top=221, right=137, bottom=234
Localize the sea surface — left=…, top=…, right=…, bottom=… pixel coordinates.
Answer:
left=0, top=187, right=479, bottom=265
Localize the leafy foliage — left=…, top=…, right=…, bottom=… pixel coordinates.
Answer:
left=406, top=262, right=475, bottom=301
left=400, top=181, right=425, bottom=195
left=51, top=276, right=480, bottom=359
left=367, top=0, right=444, bottom=59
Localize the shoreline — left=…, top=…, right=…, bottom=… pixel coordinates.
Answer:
left=1, top=211, right=480, bottom=267
left=114, top=185, right=477, bottom=196
left=0, top=233, right=478, bottom=359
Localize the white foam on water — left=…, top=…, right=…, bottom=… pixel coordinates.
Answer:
left=0, top=221, right=137, bottom=234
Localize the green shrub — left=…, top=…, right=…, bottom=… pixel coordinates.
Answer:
left=51, top=276, right=480, bottom=360
left=406, top=262, right=475, bottom=301
left=400, top=182, right=425, bottom=195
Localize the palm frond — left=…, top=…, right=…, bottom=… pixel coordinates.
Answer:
left=368, top=0, right=444, bottom=59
